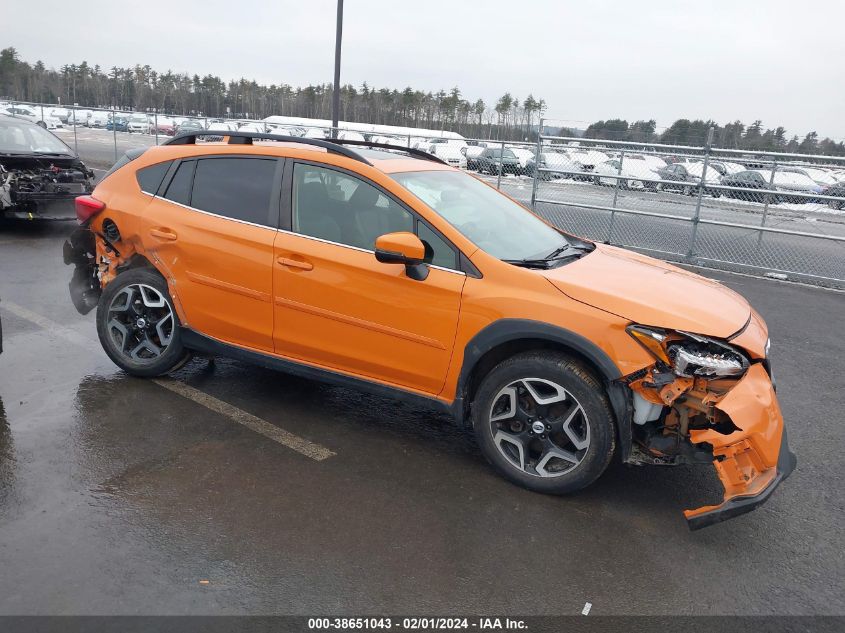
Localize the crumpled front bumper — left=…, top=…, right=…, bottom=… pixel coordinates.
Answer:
left=684, top=363, right=797, bottom=530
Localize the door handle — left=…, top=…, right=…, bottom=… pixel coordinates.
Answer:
left=276, top=256, right=313, bottom=271
left=149, top=227, right=178, bottom=241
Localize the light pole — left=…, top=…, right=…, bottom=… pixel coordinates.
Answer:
left=331, top=0, right=344, bottom=138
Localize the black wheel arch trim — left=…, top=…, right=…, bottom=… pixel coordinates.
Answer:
left=453, top=319, right=634, bottom=460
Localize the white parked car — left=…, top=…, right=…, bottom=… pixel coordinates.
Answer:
left=756, top=170, right=823, bottom=195
left=67, top=109, right=92, bottom=127
left=337, top=130, right=366, bottom=141
left=508, top=146, right=536, bottom=173
left=566, top=149, right=611, bottom=176
left=593, top=158, right=659, bottom=188
left=428, top=143, right=467, bottom=169
left=0, top=105, right=62, bottom=129
left=780, top=166, right=838, bottom=187
left=429, top=137, right=469, bottom=152
left=370, top=134, right=406, bottom=146
left=127, top=113, right=151, bottom=133
left=49, top=107, right=70, bottom=123
left=630, top=153, right=667, bottom=171
left=88, top=111, right=111, bottom=128
left=237, top=122, right=267, bottom=133
left=303, top=127, right=328, bottom=139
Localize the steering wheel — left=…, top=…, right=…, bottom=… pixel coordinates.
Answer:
left=457, top=220, right=497, bottom=247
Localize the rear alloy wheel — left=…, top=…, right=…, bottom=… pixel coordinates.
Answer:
left=96, top=268, right=190, bottom=377
left=472, top=352, right=616, bottom=494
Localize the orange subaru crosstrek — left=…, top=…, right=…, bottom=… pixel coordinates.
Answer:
left=64, top=132, right=795, bottom=529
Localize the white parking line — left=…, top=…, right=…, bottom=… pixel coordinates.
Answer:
left=0, top=300, right=334, bottom=461
left=1, top=301, right=97, bottom=349
left=153, top=378, right=334, bottom=461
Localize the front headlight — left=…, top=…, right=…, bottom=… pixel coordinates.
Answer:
left=627, top=325, right=749, bottom=378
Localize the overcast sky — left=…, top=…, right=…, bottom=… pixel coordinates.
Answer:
left=3, top=0, right=844, bottom=138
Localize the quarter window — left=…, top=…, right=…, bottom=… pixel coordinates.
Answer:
left=190, top=157, right=276, bottom=226
left=136, top=161, right=171, bottom=194
left=163, top=160, right=194, bottom=206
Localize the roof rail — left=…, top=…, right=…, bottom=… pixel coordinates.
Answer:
left=328, top=139, right=449, bottom=165
left=162, top=131, right=373, bottom=166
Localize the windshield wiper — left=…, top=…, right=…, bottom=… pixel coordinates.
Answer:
left=502, top=259, right=553, bottom=269
left=504, top=245, right=589, bottom=269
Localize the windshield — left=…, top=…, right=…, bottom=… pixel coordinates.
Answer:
left=391, top=170, right=569, bottom=260
left=0, top=116, right=74, bottom=155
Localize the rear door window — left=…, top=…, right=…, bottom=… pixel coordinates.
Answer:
left=190, top=157, right=277, bottom=226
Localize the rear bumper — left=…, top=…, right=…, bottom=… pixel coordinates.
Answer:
left=683, top=363, right=796, bottom=530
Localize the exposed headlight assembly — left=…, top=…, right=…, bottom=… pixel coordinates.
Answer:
left=627, top=326, right=749, bottom=378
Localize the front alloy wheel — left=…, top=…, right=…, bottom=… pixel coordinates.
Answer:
left=472, top=352, right=616, bottom=494
left=490, top=378, right=590, bottom=477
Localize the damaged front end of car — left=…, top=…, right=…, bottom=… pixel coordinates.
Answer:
left=0, top=156, right=94, bottom=220
left=624, top=324, right=796, bottom=530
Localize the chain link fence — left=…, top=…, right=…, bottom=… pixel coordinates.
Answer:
left=529, top=121, right=845, bottom=288
left=4, top=99, right=844, bottom=288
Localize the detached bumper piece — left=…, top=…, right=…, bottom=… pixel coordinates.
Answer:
left=63, top=227, right=101, bottom=315
left=684, top=364, right=796, bottom=530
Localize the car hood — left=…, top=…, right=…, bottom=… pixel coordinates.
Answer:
left=541, top=244, right=751, bottom=338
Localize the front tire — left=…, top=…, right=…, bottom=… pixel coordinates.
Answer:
left=472, top=352, right=616, bottom=495
left=96, top=268, right=190, bottom=377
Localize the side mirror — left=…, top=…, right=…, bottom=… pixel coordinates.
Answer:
left=374, top=232, right=429, bottom=281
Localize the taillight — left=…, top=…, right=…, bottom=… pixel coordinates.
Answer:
left=75, top=195, right=105, bottom=224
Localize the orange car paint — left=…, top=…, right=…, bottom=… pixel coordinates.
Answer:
left=83, top=139, right=791, bottom=526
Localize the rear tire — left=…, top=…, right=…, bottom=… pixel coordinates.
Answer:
left=96, top=268, right=191, bottom=377
left=471, top=352, right=616, bottom=495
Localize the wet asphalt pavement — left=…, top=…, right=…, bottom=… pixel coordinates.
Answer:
left=0, top=219, right=843, bottom=616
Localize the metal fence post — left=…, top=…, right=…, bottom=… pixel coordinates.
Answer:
left=758, top=159, right=778, bottom=247
left=154, top=110, right=159, bottom=145
left=40, top=104, right=45, bottom=126
left=607, top=149, right=626, bottom=243
left=496, top=140, right=505, bottom=190
left=72, top=105, right=78, bottom=154
left=686, top=127, right=714, bottom=261
left=529, top=119, right=544, bottom=209
left=407, top=133, right=412, bottom=148
left=112, top=109, right=118, bottom=162
left=611, top=149, right=625, bottom=209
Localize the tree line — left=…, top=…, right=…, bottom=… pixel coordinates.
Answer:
left=0, top=48, right=544, bottom=141
left=2, top=48, right=842, bottom=155
left=582, top=118, right=845, bottom=156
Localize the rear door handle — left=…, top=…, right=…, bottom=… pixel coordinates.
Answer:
left=149, top=228, right=178, bottom=241
left=276, top=256, right=313, bottom=271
